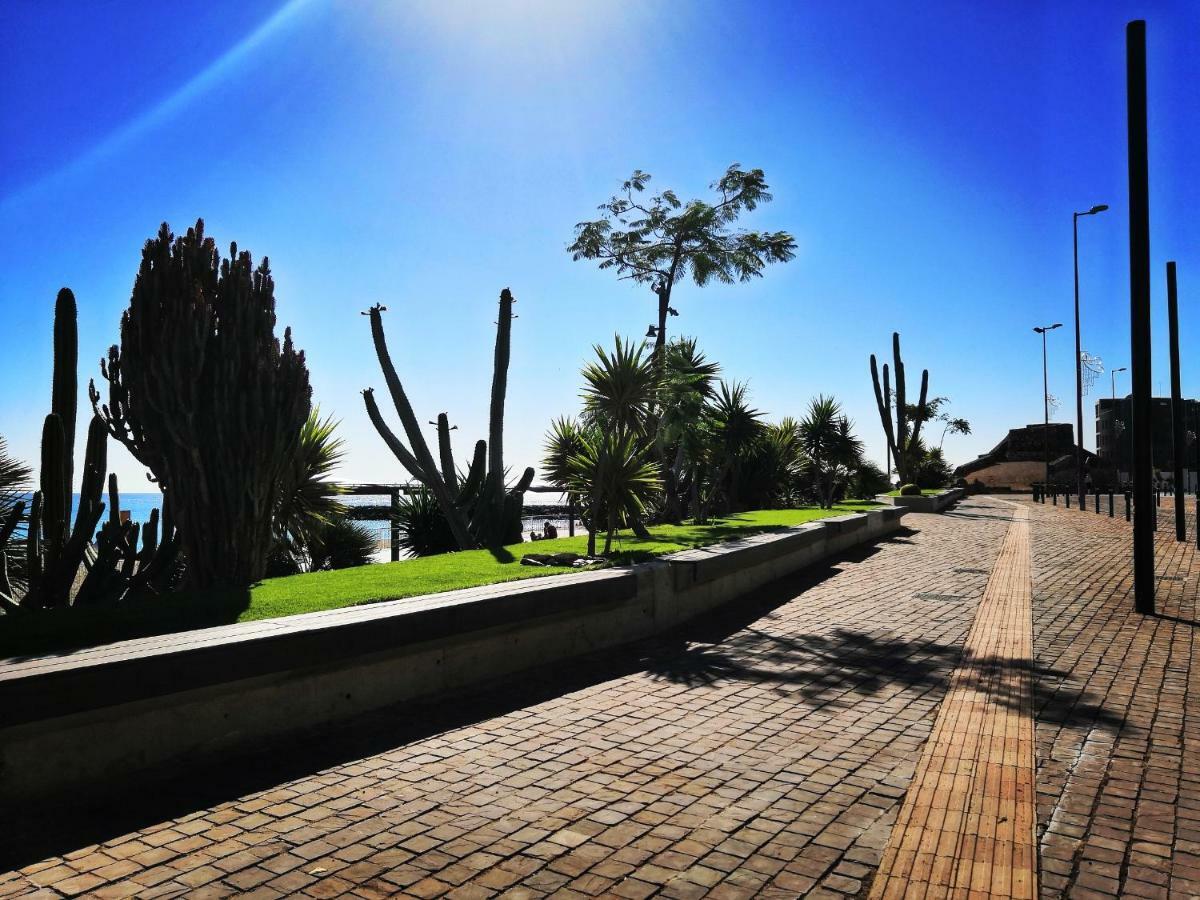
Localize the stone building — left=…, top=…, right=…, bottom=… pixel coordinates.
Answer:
left=954, top=423, right=1102, bottom=490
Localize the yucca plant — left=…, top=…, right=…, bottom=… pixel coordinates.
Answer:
left=580, top=335, right=657, bottom=435
left=799, top=395, right=864, bottom=508
left=568, top=429, right=660, bottom=556
left=0, top=436, right=32, bottom=600
left=657, top=337, right=720, bottom=521
left=273, top=408, right=346, bottom=568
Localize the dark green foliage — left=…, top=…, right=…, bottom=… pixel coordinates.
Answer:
left=870, top=332, right=930, bottom=486
left=799, top=396, right=864, bottom=509
left=308, top=518, right=377, bottom=571
left=913, top=446, right=954, bottom=489
left=363, top=288, right=533, bottom=551
left=92, top=220, right=312, bottom=589
left=569, top=165, right=796, bottom=358
left=393, top=488, right=458, bottom=557
left=0, top=436, right=33, bottom=601
left=849, top=460, right=891, bottom=499
left=899, top=483, right=922, bottom=496
left=273, top=409, right=346, bottom=568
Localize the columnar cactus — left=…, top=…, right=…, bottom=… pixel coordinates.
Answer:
left=91, top=220, right=311, bottom=589
left=3, top=289, right=179, bottom=611
left=870, top=332, right=929, bottom=486
left=363, top=288, right=534, bottom=550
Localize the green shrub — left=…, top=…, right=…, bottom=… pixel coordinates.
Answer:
left=899, top=483, right=922, bottom=496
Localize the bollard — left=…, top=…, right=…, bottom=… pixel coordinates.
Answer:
left=1156, top=488, right=1161, bottom=506
left=1095, top=492, right=1100, bottom=513
left=1126, top=491, right=1132, bottom=521
left=1053, top=490, right=1058, bottom=506
left=1109, top=491, right=1114, bottom=517
left=1067, top=490, right=1072, bottom=509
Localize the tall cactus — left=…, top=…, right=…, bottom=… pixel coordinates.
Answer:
left=363, top=288, right=534, bottom=550
left=51, top=288, right=78, bottom=520
left=91, top=220, right=311, bottom=589
left=5, top=290, right=178, bottom=611
left=870, top=332, right=929, bottom=486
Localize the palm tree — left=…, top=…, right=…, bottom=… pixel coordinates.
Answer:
left=799, top=396, right=864, bottom=508
left=0, top=436, right=31, bottom=603
left=567, top=429, right=660, bottom=556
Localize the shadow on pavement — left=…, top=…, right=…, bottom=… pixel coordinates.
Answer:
left=1, top=525, right=1123, bottom=871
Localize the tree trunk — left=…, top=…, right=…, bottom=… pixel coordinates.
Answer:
left=603, top=506, right=616, bottom=555
left=587, top=495, right=598, bottom=557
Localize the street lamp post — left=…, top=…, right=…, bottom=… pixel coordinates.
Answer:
left=1111, top=366, right=1127, bottom=401
left=1035, top=323, right=1064, bottom=490
left=1073, top=203, right=1109, bottom=506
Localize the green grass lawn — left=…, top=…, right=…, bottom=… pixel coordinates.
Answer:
left=0, top=503, right=878, bottom=659
left=885, top=488, right=945, bottom=496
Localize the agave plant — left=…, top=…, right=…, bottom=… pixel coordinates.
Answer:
left=393, top=487, right=458, bottom=557
left=567, top=429, right=660, bottom=556
left=799, top=395, right=864, bottom=508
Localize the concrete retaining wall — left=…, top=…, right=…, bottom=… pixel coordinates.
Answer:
left=0, top=506, right=907, bottom=803
left=877, top=487, right=965, bottom=513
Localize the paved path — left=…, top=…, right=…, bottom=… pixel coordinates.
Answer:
left=872, top=503, right=1037, bottom=898
left=2, top=496, right=1198, bottom=899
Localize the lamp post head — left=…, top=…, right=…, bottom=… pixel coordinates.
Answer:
left=1035, top=323, right=1064, bottom=334
left=1115, top=366, right=1128, bottom=374
left=1089, top=204, right=1109, bottom=214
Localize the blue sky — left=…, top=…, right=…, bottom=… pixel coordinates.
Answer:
left=2, top=0, right=1197, bottom=487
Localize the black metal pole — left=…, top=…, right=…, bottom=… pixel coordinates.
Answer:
left=1073, top=214, right=1085, bottom=508
left=1168, top=261, right=1186, bottom=541
left=1127, top=19, right=1155, bottom=614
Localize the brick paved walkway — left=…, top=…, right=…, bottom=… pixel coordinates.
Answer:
left=872, top=503, right=1037, bottom=898
left=2, top=496, right=1198, bottom=899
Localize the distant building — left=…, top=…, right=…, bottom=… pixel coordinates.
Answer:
left=1095, top=395, right=1199, bottom=485
left=954, top=423, right=1101, bottom=490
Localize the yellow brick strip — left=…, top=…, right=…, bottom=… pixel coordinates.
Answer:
left=871, top=504, right=1036, bottom=899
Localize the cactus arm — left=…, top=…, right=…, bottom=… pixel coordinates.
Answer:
left=25, top=493, right=43, bottom=606
left=908, top=369, right=931, bottom=453
left=366, top=306, right=475, bottom=549
left=514, top=466, right=535, bottom=493
left=457, top=440, right=487, bottom=505
left=0, top=499, right=23, bottom=549
left=870, top=355, right=899, bottom=464
left=487, top=290, right=515, bottom=528
left=0, top=554, right=17, bottom=612
left=52, top=288, right=78, bottom=516
left=436, top=413, right=458, bottom=492
left=107, top=473, right=121, bottom=528
left=362, top=389, right=427, bottom=480
left=39, top=414, right=68, bottom=563
left=892, top=332, right=907, bottom=459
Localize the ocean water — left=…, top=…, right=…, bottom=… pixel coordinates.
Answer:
left=55, top=493, right=576, bottom=557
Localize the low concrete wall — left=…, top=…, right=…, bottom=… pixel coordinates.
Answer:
left=0, top=507, right=907, bottom=803
left=877, top=487, right=965, bottom=513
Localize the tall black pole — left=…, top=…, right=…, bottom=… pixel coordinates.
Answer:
left=1042, top=329, right=1051, bottom=487
left=1168, top=261, right=1186, bottom=541
left=1127, top=20, right=1155, bottom=615
left=1073, top=213, right=1085, bottom=505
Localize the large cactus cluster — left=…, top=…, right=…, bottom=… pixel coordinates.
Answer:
left=91, top=220, right=311, bottom=589
left=870, top=332, right=929, bottom=487
left=363, top=288, right=534, bottom=550
left=0, top=289, right=176, bottom=611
